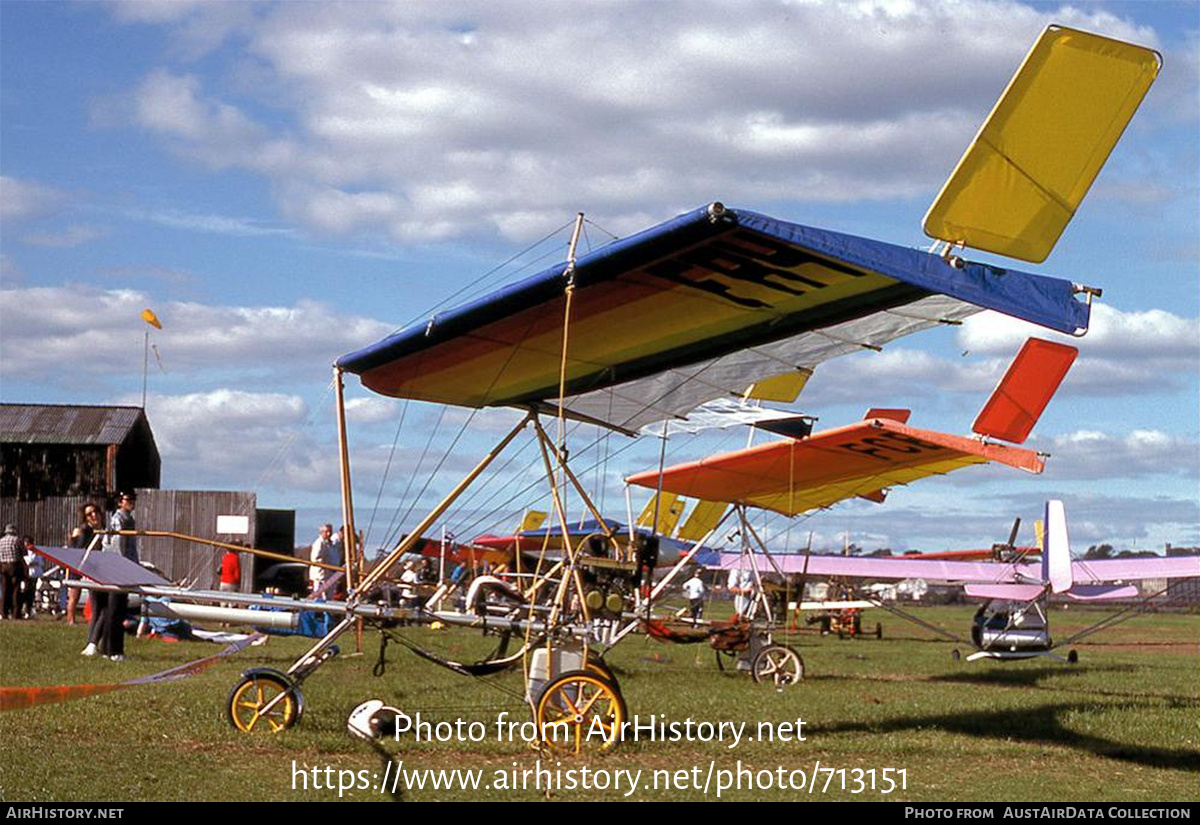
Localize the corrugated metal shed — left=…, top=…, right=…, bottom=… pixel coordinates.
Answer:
left=1, top=403, right=160, bottom=500
left=0, top=404, right=146, bottom=446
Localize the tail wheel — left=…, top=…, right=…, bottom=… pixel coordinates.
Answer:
left=875, top=622, right=883, bottom=640
left=751, top=644, right=805, bottom=686
left=714, top=648, right=737, bottom=672
left=535, top=670, right=626, bottom=754
left=227, top=670, right=302, bottom=733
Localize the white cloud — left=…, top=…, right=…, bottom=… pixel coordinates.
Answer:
left=19, top=225, right=108, bottom=248
left=123, top=389, right=516, bottom=512
left=957, top=305, right=1199, bottom=395
left=133, top=70, right=271, bottom=169
left=1031, top=429, right=1199, bottom=481
left=131, top=389, right=337, bottom=493
left=0, top=176, right=68, bottom=221
left=0, top=285, right=393, bottom=382
left=124, top=207, right=296, bottom=238
left=959, top=304, right=1197, bottom=359
left=109, top=1, right=1165, bottom=243
left=344, top=397, right=398, bottom=425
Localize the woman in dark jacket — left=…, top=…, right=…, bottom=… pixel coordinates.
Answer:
left=71, top=503, right=107, bottom=656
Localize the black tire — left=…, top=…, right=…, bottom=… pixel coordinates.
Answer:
left=586, top=652, right=618, bottom=688
left=714, top=648, right=737, bottom=673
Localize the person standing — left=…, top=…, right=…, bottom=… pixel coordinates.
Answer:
left=682, top=569, right=706, bottom=621
left=219, top=547, right=242, bottom=594
left=20, top=536, right=42, bottom=619
left=71, top=503, right=103, bottom=632
left=309, top=523, right=334, bottom=596
left=398, top=560, right=420, bottom=609
left=727, top=566, right=757, bottom=619
left=218, top=546, right=242, bottom=599
left=100, top=492, right=138, bottom=661
left=330, top=526, right=346, bottom=597
left=0, top=524, right=23, bottom=620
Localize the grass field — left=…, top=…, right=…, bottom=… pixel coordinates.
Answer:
left=1, top=605, right=1197, bottom=802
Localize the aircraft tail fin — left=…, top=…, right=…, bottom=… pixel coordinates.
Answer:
left=972, top=338, right=1077, bottom=444
left=1042, top=500, right=1073, bottom=593
left=863, top=408, right=911, bottom=423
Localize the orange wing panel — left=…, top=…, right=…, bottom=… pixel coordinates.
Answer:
left=626, top=418, right=1044, bottom=516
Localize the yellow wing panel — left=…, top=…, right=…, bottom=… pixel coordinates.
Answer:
left=676, top=499, right=730, bottom=542
left=745, top=368, right=812, bottom=403
left=518, top=510, right=548, bottom=532
left=923, top=26, right=1159, bottom=262
left=636, top=492, right=685, bottom=534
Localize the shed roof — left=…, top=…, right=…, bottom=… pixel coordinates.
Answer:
left=0, top=404, right=148, bottom=447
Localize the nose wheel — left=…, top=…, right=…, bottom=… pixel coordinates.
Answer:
left=226, top=669, right=304, bottom=733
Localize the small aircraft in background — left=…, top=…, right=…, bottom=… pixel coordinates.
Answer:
left=707, top=500, right=1200, bottom=663
left=619, top=334, right=1077, bottom=674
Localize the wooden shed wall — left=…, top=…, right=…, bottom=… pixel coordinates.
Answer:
left=136, top=489, right=255, bottom=591
left=0, top=495, right=89, bottom=546
left=0, top=490, right=290, bottom=592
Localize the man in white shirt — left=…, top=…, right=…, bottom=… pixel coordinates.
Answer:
left=398, top=560, right=420, bottom=608
left=727, top=567, right=757, bottom=618
left=682, top=570, right=706, bottom=621
left=310, top=523, right=334, bottom=596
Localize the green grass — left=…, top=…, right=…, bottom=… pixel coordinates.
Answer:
left=1, top=606, right=1197, bottom=802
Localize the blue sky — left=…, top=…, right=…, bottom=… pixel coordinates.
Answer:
left=1, top=0, right=1196, bottom=554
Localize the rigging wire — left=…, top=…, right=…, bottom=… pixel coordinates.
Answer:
left=386, top=218, right=579, bottom=336
left=379, top=404, right=448, bottom=553
left=375, top=287, right=553, bottom=553
left=583, top=217, right=621, bottom=242
left=382, top=408, right=480, bottom=554
left=363, top=398, right=410, bottom=551
left=451, top=242, right=568, bottom=312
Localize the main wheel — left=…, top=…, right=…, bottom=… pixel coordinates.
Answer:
left=535, top=670, right=626, bottom=754
left=586, top=652, right=619, bottom=688
left=751, top=644, right=805, bottom=686
left=226, top=670, right=302, bottom=733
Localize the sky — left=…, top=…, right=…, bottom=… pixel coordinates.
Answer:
left=1, top=0, right=1197, bottom=555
